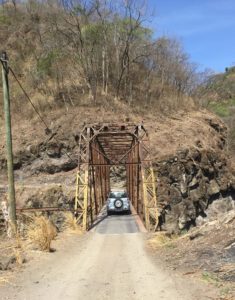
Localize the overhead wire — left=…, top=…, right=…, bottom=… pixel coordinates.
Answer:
left=9, top=67, right=51, bottom=130
left=7, top=65, right=75, bottom=163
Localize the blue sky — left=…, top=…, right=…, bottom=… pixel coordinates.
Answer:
left=148, top=0, right=235, bottom=72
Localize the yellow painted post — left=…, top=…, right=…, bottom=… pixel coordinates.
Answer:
left=150, top=166, right=158, bottom=228
left=75, top=171, right=79, bottom=210
left=82, top=169, right=89, bottom=230
left=141, top=169, right=150, bottom=230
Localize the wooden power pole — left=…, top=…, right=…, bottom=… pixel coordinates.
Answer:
left=1, top=51, right=17, bottom=230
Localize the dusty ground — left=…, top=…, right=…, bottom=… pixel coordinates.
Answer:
left=147, top=210, right=235, bottom=299
left=0, top=212, right=221, bottom=300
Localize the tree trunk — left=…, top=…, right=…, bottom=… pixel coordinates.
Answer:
left=105, top=49, right=109, bottom=95
left=102, top=46, right=105, bottom=94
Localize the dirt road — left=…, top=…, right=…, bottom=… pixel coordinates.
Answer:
left=0, top=213, right=217, bottom=300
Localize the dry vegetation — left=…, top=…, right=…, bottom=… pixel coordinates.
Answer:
left=0, top=215, right=57, bottom=287
left=63, top=212, right=83, bottom=233
left=0, top=211, right=85, bottom=284
left=0, top=0, right=198, bottom=118
left=0, top=215, right=57, bottom=267
left=0, top=273, right=12, bottom=286
left=147, top=210, right=235, bottom=298
left=0, top=214, right=69, bottom=290
left=1, top=212, right=82, bottom=254
left=147, top=232, right=176, bottom=248
left=26, top=215, right=57, bottom=251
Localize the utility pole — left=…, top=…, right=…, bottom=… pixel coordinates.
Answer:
left=1, top=51, right=17, bottom=231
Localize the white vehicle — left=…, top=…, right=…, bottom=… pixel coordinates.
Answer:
left=106, top=190, right=131, bottom=215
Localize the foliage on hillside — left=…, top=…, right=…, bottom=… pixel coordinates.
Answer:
left=197, top=66, right=235, bottom=106
left=0, top=0, right=197, bottom=115
left=196, top=66, right=235, bottom=154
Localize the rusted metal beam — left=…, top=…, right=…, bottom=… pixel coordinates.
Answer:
left=74, top=122, right=158, bottom=232
left=89, top=162, right=141, bottom=166
left=16, top=207, right=77, bottom=213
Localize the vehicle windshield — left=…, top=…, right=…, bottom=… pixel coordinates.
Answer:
left=109, top=191, right=127, bottom=198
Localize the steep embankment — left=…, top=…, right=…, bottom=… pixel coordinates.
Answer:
left=0, top=106, right=234, bottom=232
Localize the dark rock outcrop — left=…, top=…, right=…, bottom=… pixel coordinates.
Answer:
left=0, top=133, right=78, bottom=174
left=156, top=148, right=235, bottom=233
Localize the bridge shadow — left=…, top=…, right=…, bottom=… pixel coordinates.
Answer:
left=89, top=206, right=133, bottom=230
left=89, top=205, right=140, bottom=234
left=89, top=207, right=108, bottom=230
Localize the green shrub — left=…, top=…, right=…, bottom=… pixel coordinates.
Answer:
left=0, top=14, right=10, bottom=25
left=209, top=98, right=235, bottom=118
left=37, top=50, right=59, bottom=77
left=209, top=102, right=230, bottom=117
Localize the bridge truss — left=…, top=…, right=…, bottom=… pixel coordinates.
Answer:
left=75, top=123, right=158, bottom=231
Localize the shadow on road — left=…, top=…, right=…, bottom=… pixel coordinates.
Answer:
left=89, top=208, right=108, bottom=230
left=90, top=207, right=139, bottom=234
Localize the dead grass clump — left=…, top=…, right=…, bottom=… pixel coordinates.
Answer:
left=27, top=216, right=57, bottom=251
left=63, top=212, right=83, bottom=233
left=0, top=224, right=26, bottom=268
left=0, top=274, right=12, bottom=286
left=13, top=247, right=25, bottom=266
left=147, top=232, right=177, bottom=249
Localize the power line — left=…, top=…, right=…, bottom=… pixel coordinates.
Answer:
left=9, top=67, right=51, bottom=131
left=8, top=66, right=76, bottom=163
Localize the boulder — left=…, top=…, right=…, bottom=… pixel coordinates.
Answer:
left=208, top=180, right=220, bottom=196
left=190, top=188, right=201, bottom=202
left=169, top=185, right=182, bottom=205
left=189, top=176, right=198, bottom=188
left=46, top=142, right=63, bottom=158
left=180, top=183, right=187, bottom=197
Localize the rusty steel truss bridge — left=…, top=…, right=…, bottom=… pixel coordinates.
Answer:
left=75, top=123, right=159, bottom=231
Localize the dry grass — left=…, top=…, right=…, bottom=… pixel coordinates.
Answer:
left=147, top=232, right=177, bottom=249
left=0, top=274, right=12, bottom=286
left=0, top=222, right=26, bottom=270
left=13, top=247, right=25, bottom=266
left=26, top=216, right=57, bottom=251
left=63, top=212, right=83, bottom=233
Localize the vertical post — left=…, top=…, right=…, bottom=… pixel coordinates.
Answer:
left=83, top=127, right=90, bottom=230
left=75, top=171, right=79, bottom=210
left=83, top=169, right=89, bottom=230
left=1, top=51, right=17, bottom=230
left=136, top=141, right=140, bottom=213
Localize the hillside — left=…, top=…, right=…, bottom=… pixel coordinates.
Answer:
left=0, top=1, right=196, bottom=117
left=197, top=66, right=235, bottom=154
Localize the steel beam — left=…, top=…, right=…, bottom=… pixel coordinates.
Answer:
left=74, top=123, right=158, bottom=231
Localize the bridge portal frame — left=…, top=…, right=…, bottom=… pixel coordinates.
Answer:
left=75, top=123, right=158, bottom=231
